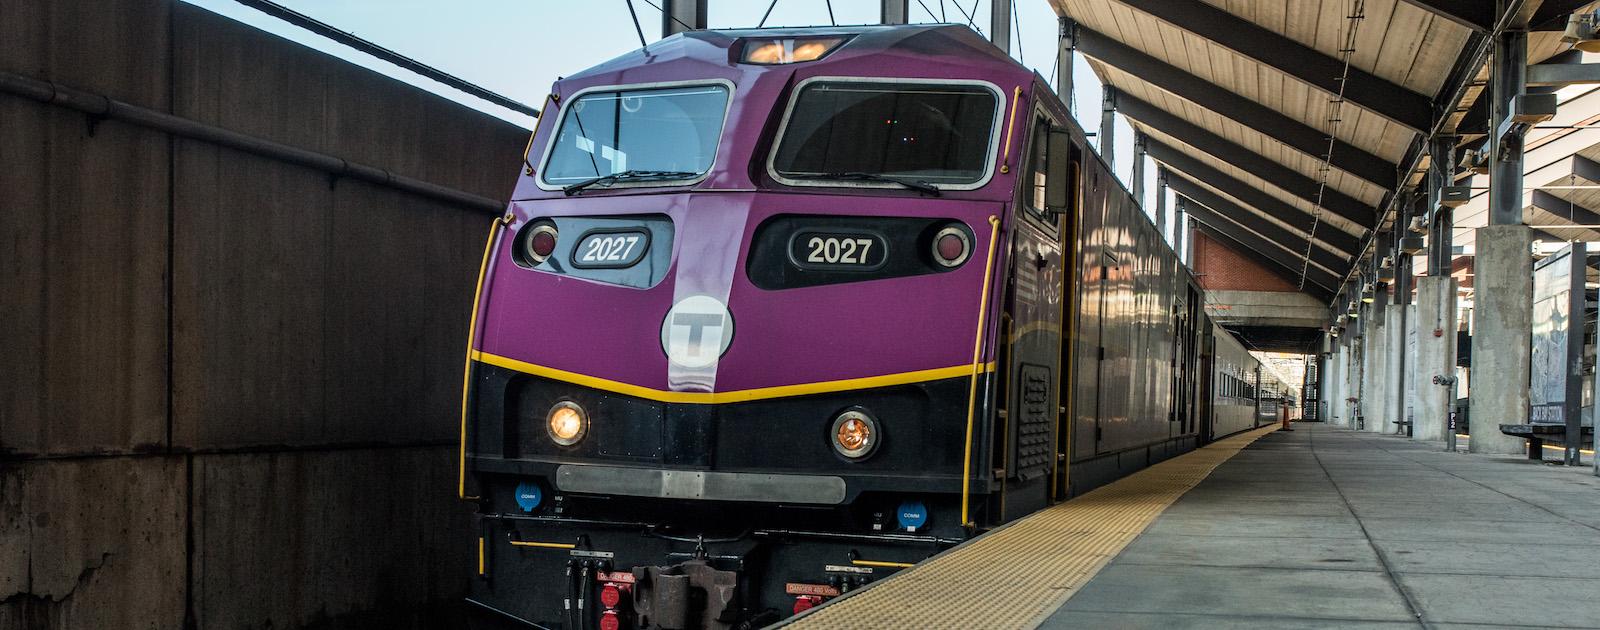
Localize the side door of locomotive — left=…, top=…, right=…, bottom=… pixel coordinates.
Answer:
left=996, top=102, right=1068, bottom=522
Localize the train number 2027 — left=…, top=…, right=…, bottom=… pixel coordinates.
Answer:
left=806, top=236, right=874, bottom=265
left=572, top=230, right=649, bottom=268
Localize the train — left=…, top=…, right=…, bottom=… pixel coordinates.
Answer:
left=458, top=24, right=1292, bottom=629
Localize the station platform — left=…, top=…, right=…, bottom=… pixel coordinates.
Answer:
left=784, top=423, right=1600, bottom=629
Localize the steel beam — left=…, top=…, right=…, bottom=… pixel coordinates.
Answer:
left=1155, top=170, right=1169, bottom=239
left=662, top=0, right=706, bottom=36
left=990, top=0, right=1011, bottom=54
left=1113, top=0, right=1432, bottom=132
left=1058, top=18, right=1075, bottom=113
left=880, top=0, right=908, bottom=25
left=1148, top=139, right=1365, bottom=253
left=1490, top=31, right=1528, bottom=226
left=1167, top=172, right=1353, bottom=274
left=1571, top=155, right=1600, bottom=182
left=1131, top=132, right=1147, bottom=209
left=1117, top=93, right=1378, bottom=227
left=1190, top=220, right=1339, bottom=299
left=1428, top=137, right=1455, bottom=276
left=1100, top=85, right=1116, bottom=170
left=1073, top=25, right=1399, bottom=188
left=1531, top=190, right=1600, bottom=225
left=1396, top=0, right=1496, bottom=31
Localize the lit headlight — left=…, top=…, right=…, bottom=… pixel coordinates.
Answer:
left=547, top=401, right=588, bottom=446
left=831, top=409, right=879, bottom=459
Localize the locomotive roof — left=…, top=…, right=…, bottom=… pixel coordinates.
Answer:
left=555, top=23, right=1035, bottom=91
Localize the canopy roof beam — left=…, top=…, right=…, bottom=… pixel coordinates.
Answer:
left=1073, top=25, right=1399, bottom=189
left=1530, top=190, right=1600, bottom=226
left=1396, top=0, right=1496, bottom=32
left=1111, top=0, right=1432, bottom=132
left=1166, top=170, right=1353, bottom=275
left=1116, top=92, right=1379, bottom=227
left=1147, top=138, right=1367, bottom=252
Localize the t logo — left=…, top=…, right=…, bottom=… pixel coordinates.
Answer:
left=660, top=295, right=734, bottom=368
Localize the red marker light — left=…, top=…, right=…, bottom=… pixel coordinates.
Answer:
left=523, top=222, right=559, bottom=266
left=599, top=582, right=627, bottom=609
left=599, top=610, right=622, bottom=630
left=793, top=595, right=823, bottom=615
left=931, top=226, right=972, bottom=268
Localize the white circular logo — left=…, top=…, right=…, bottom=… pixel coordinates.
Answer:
left=660, top=295, right=734, bottom=368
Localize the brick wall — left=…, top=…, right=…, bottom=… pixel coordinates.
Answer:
left=1192, top=230, right=1301, bottom=292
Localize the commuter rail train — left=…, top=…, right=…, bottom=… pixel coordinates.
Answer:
left=459, top=24, right=1287, bottom=629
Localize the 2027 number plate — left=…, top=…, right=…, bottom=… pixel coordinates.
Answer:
left=572, top=229, right=650, bottom=269
left=788, top=230, right=887, bottom=270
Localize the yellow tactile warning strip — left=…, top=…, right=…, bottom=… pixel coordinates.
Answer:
left=781, top=426, right=1278, bottom=630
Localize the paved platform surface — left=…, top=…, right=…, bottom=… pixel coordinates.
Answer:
left=1041, top=423, right=1600, bottom=629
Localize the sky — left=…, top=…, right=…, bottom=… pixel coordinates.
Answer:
left=181, top=0, right=1172, bottom=242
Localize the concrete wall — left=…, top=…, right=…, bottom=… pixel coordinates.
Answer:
left=0, top=1, right=526, bottom=627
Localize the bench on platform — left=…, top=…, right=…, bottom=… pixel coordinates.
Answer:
left=1393, top=420, right=1412, bottom=436
left=1498, top=424, right=1595, bottom=461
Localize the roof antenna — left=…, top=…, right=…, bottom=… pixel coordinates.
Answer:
left=624, top=0, right=649, bottom=49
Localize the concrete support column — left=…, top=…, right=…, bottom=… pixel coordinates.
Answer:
left=989, top=0, right=1012, bottom=54
left=1362, top=298, right=1388, bottom=432
left=1324, top=342, right=1337, bottom=425
left=1413, top=276, right=1459, bottom=441
left=1469, top=226, right=1533, bottom=453
left=661, top=0, right=706, bottom=36
left=1385, top=303, right=1407, bottom=433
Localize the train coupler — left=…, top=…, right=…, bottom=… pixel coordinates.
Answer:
left=631, top=559, right=739, bottom=630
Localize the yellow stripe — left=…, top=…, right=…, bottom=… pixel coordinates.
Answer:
left=473, top=351, right=993, bottom=404
left=459, top=218, right=505, bottom=501
left=509, top=540, right=578, bottom=550
left=477, top=537, right=486, bottom=575
left=1539, top=443, right=1596, bottom=455
left=851, top=559, right=914, bottom=569
left=788, top=426, right=1278, bottom=629
left=1000, top=86, right=1023, bottom=174
left=961, top=215, right=1003, bottom=528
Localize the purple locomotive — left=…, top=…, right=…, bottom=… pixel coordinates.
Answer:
left=461, top=24, right=1275, bottom=629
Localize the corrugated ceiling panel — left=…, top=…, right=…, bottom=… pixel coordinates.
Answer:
left=1095, top=62, right=1389, bottom=206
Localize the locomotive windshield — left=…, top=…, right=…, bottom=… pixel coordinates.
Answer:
left=771, top=80, right=999, bottom=188
left=541, top=84, right=730, bottom=186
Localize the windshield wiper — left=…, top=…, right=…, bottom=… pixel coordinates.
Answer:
left=563, top=170, right=700, bottom=195
left=790, top=172, right=942, bottom=197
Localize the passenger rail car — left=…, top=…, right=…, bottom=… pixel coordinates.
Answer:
left=460, top=25, right=1264, bottom=629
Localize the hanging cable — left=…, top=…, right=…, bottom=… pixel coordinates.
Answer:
left=758, top=0, right=780, bottom=27
left=638, top=0, right=697, bottom=33
left=825, top=0, right=836, bottom=26
left=1298, top=0, right=1365, bottom=292
left=1012, top=0, right=1024, bottom=64
left=623, top=0, right=648, bottom=48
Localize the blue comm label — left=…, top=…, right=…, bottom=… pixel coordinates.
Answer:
left=514, top=481, right=542, bottom=512
left=896, top=500, right=928, bottom=530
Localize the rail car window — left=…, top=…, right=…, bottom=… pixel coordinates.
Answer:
left=541, top=84, right=730, bottom=185
left=771, top=81, right=999, bottom=187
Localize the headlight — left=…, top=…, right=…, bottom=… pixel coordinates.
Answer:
left=831, top=409, right=879, bottom=459
left=547, top=401, right=587, bottom=446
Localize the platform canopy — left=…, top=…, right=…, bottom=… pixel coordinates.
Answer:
left=1052, top=0, right=1598, bottom=302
